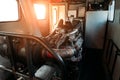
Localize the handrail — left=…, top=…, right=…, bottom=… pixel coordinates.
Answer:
left=106, top=39, right=120, bottom=64
left=0, top=31, right=65, bottom=79
left=0, top=31, right=64, bottom=66
left=105, top=39, right=120, bottom=80
left=111, top=50, right=120, bottom=75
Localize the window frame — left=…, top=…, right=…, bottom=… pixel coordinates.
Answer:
left=108, top=0, right=116, bottom=22
left=0, top=0, right=20, bottom=23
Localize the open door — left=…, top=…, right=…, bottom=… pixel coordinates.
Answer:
left=49, top=3, right=67, bottom=33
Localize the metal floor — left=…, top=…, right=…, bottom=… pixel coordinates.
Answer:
left=79, top=49, right=107, bottom=80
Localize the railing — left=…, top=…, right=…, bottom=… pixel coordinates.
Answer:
left=104, top=39, right=120, bottom=80
left=0, top=31, right=64, bottom=80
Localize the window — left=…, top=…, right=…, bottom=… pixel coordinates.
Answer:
left=108, top=0, right=115, bottom=22
left=34, top=4, right=46, bottom=19
left=0, top=0, right=19, bottom=22
left=68, top=10, right=77, bottom=18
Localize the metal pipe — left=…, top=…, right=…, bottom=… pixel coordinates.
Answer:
left=53, top=48, right=76, bottom=58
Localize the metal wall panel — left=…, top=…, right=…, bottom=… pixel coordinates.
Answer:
left=85, top=11, right=108, bottom=49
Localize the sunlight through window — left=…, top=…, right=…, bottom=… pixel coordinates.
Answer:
left=0, top=0, right=18, bottom=22
left=53, top=8, right=57, bottom=25
left=34, top=4, right=46, bottom=19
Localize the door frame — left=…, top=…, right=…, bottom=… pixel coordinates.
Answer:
left=49, top=2, right=68, bottom=33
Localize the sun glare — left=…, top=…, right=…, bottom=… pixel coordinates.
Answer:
left=34, top=4, right=46, bottom=19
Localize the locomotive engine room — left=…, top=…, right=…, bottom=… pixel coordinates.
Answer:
left=0, top=0, right=120, bottom=80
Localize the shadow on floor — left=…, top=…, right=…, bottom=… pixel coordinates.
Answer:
left=79, top=48, right=107, bottom=80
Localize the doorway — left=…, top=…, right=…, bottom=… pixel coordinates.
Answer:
left=49, top=3, right=67, bottom=33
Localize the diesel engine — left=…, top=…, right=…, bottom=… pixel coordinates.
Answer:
left=0, top=19, right=83, bottom=80
left=46, top=19, right=83, bottom=61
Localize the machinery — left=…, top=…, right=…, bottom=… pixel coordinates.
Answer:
left=0, top=19, right=83, bottom=80
left=46, top=19, right=83, bottom=60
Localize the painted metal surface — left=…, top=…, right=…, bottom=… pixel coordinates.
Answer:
left=85, top=11, right=108, bottom=49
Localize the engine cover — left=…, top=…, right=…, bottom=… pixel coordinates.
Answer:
left=35, top=65, right=56, bottom=80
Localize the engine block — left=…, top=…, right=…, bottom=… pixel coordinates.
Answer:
left=46, top=19, right=83, bottom=61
